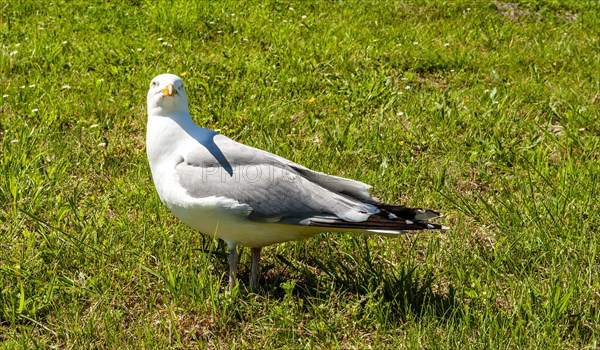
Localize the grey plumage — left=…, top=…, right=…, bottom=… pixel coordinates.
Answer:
left=175, top=136, right=378, bottom=223
left=175, top=133, right=444, bottom=232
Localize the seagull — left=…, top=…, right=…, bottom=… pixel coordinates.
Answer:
left=146, top=73, right=448, bottom=291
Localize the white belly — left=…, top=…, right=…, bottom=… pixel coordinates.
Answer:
left=168, top=199, right=321, bottom=247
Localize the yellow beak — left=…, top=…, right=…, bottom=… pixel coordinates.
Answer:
left=161, top=83, right=175, bottom=97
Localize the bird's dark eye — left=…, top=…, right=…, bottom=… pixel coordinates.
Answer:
left=151, top=81, right=159, bottom=88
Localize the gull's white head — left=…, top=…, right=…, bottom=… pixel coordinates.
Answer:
left=147, top=73, right=189, bottom=115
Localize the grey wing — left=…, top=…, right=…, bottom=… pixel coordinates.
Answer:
left=175, top=162, right=378, bottom=222
left=187, top=133, right=377, bottom=201
left=176, top=139, right=378, bottom=222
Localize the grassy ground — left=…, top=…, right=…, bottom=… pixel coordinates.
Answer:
left=1, top=0, right=599, bottom=348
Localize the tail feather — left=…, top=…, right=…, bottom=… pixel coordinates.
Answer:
left=302, top=212, right=448, bottom=233
left=372, top=203, right=443, bottom=221
left=275, top=201, right=449, bottom=233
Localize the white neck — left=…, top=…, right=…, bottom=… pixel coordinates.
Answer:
left=146, top=111, right=196, bottom=167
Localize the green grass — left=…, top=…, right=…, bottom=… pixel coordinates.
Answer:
left=1, top=0, right=599, bottom=348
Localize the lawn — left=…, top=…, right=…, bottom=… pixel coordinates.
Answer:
left=1, top=0, right=599, bottom=348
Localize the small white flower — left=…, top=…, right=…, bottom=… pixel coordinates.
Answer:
left=450, top=69, right=455, bottom=73
left=31, top=108, right=39, bottom=113
left=62, top=41, right=68, bottom=44
left=157, top=37, right=163, bottom=41
left=289, top=7, right=294, bottom=11
left=162, top=42, right=168, bottom=45
left=15, top=43, right=21, bottom=47
left=243, top=38, right=248, bottom=42
left=20, top=85, right=25, bottom=89
left=396, top=111, right=404, bottom=116
left=9, top=50, right=18, bottom=56
left=29, top=84, right=35, bottom=88
left=97, top=142, right=107, bottom=148
left=301, top=15, right=307, bottom=19
left=90, top=124, right=99, bottom=129
left=405, top=85, right=411, bottom=90
left=2, top=94, right=8, bottom=98
left=444, top=43, right=449, bottom=47
left=137, top=48, right=142, bottom=51
left=231, top=13, right=235, bottom=16
left=413, top=41, right=418, bottom=45
left=11, top=139, right=19, bottom=143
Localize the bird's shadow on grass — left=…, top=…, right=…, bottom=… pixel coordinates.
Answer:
left=206, top=237, right=459, bottom=323
left=254, top=243, right=459, bottom=323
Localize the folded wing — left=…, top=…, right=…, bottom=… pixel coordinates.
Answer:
left=177, top=133, right=445, bottom=232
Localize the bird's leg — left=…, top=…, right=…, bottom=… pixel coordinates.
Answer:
left=250, top=247, right=262, bottom=292
left=227, top=243, right=239, bottom=291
